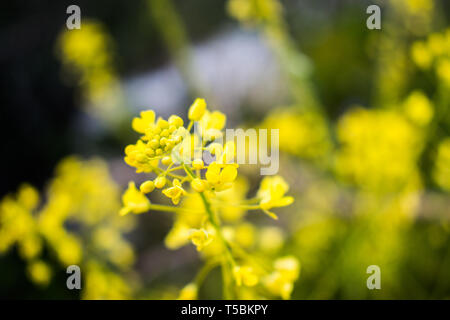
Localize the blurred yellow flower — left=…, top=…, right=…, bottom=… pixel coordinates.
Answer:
left=27, top=260, right=52, bottom=286
left=189, top=228, right=214, bottom=251
left=233, top=265, right=259, bottom=287
left=433, top=138, right=450, bottom=191
left=263, top=256, right=300, bottom=299
left=178, top=283, right=198, bottom=300
left=402, top=90, right=434, bottom=126
left=120, top=182, right=151, bottom=216
left=162, top=179, right=187, bottom=205
left=257, top=176, right=294, bottom=219
left=132, top=110, right=156, bottom=134
left=205, top=162, right=238, bottom=192
left=336, top=108, right=423, bottom=192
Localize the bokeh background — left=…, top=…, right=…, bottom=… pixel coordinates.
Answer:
left=1, top=0, right=450, bottom=299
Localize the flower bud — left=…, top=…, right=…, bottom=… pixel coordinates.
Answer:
left=192, top=159, right=204, bottom=170
left=154, top=176, right=167, bottom=189
left=140, top=180, right=155, bottom=194
left=188, top=98, right=207, bottom=121
left=191, top=178, right=207, bottom=193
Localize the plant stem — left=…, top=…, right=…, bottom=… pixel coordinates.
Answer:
left=182, top=163, right=236, bottom=299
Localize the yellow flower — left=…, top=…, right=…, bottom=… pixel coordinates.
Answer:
left=132, top=110, right=155, bottom=134
left=437, top=58, right=450, bottom=86
left=263, top=272, right=293, bottom=300
left=27, top=260, right=52, bottom=286
left=119, top=182, right=151, bottom=216
left=198, top=110, right=227, bottom=140
left=411, top=41, right=432, bottom=69
left=261, top=108, right=331, bottom=160
left=257, top=176, right=294, bottom=219
left=274, top=256, right=300, bottom=281
left=403, top=90, right=433, bottom=126
left=188, top=98, right=207, bottom=121
left=233, top=265, right=259, bottom=287
left=205, top=162, right=238, bottom=192
left=124, top=140, right=158, bottom=173
left=335, top=108, right=423, bottom=192
left=188, top=228, right=214, bottom=251
left=19, top=234, right=42, bottom=260
left=178, top=283, right=198, bottom=300
left=264, top=256, right=300, bottom=299
left=165, top=222, right=193, bottom=250
left=17, top=184, right=40, bottom=211
left=162, top=179, right=186, bottom=205
left=433, top=137, right=450, bottom=191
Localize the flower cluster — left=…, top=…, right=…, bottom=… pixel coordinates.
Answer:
left=411, top=28, right=450, bottom=86
left=0, top=157, right=136, bottom=299
left=121, top=98, right=297, bottom=299
left=335, top=107, right=425, bottom=193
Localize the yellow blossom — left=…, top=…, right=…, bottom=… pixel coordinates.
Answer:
left=188, top=228, right=214, bottom=251
left=17, top=184, right=40, bottom=211
left=119, top=182, right=151, bottom=216
left=264, top=256, right=300, bottom=299
left=233, top=265, right=259, bottom=287
left=124, top=140, right=159, bottom=173
left=257, top=176, right=294, bottom=219
left=27, top=260, right=52, bottom=286
left=403, top=91, right=434, bottom=126
left=411, top=42, right=432, bottom=69
left=433, top=138, right=450, bottom=191
left=205, top=162, right=238, bottom=191
left=132, top=110, right=156, bottom=134
left=178, top=283, right=198, bottom=300
left=436, top=59, right=450, bottom=86
left=162, top=179, right=186, bottom=205
left=198, top=110, right=227, bottom=140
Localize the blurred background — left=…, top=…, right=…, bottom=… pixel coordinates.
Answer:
left=1, top=0, right=450, bottom=299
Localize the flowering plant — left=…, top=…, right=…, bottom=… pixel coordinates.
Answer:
left=121, top=98, right=297, bottom=299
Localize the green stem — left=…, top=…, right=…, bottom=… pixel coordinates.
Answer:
left=148, top=203, right=202, bottom=215
left=183, top=163, right=237, bottom=299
